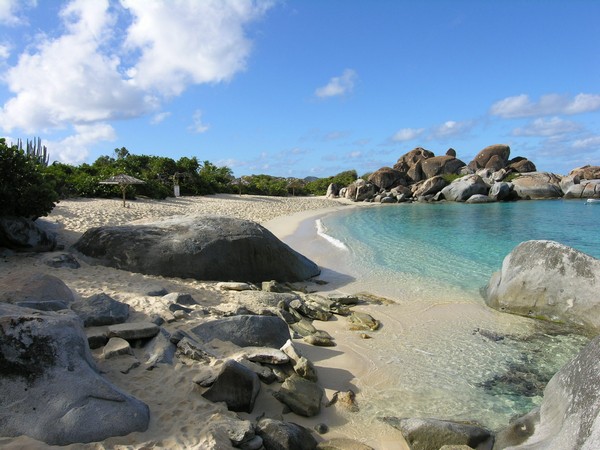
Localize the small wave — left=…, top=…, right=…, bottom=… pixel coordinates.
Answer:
left=316, top=219, right=348, bottom=250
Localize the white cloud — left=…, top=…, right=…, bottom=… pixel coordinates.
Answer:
left=0, top=0, right=154, bottom=133
left=512, top=117, right=582, bottom=137
left=430, top=120, right=473, bottom=139
left=315, top=69, right=357, bottom=98
left=490, top=93, right=600, bottom=118
left=572, top=135, right=600, bottom=149
left=392, top=127, right=425, bottom=142
left=0, top=0, right=27, bottom=26
left=0, top=43, right=10, bottom=60
left=123, top=0, right=272, bottom=97
left=188, top=110, right=210, bottom=133
left=48, top=123, right=117, bottom=165
left=150, top=111, right=171, bottom=125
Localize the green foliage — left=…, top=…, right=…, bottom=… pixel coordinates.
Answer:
left=304, top=170, right=358, bottom=195
left=0, top=138, right=58, bottom=219
left=239, top=174, right=289, bottom=196
left=504, top=172, right=520, bottom=182
left=441, top=173, right=463, bottom=183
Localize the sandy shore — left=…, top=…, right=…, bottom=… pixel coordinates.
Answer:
left=0, top=194, right=412, bottom=449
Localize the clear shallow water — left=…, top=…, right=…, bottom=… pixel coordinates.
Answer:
left=311, top=199, right=599, bottom=433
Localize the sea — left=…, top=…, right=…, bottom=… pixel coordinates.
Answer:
left=298, top=198, right=600, bottom=434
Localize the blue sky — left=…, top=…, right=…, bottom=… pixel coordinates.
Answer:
left=1, top=0, right=599, bottom=178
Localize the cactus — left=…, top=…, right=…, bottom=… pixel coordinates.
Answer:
left=23, top=137, right=49, bottom=167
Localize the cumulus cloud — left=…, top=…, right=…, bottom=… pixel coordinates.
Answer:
left=391, top=127, right=425, bottom=142
left=49, top=123, right=117, bottom=165
left=123, top=0, right=272, bottom=97
left=572, top=135, right=600, bottom=149
left=430, top=120, right=473, bottom=139
left=150, top=111, right=171, bottom=125
left=315, top=69, right=357, bottom=98
left=0, top=0, right=27, bottom=26
left=188, top=110, right=210, bottom=133
left=512, top=117, right=582, bottom=137
left=490, top=93, right=600, bottom=118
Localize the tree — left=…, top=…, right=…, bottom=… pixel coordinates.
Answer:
left=0, top=138, right=59, bottom=219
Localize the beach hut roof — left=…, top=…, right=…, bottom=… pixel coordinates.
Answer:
left=99, top=174, right=145, bottom=185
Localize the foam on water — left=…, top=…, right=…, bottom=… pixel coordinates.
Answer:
left=315, top=218, right=348, bottom=251
left=297, top=200, right=598, bottom=435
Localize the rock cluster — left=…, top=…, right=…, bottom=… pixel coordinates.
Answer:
left=334, top=145, right=600, bottom=204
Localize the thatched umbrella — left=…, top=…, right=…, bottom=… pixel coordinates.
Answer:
left=99, top=174, right=145, bottom=207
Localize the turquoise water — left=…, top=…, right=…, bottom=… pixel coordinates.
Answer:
left=310, top=199, right=598, bottom=433
left=321, top=199, right=600, bottom=295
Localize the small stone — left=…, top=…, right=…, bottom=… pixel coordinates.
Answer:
left=107, top=322, right=160, bottom=340
left=103, top=337, right=133, bottom=359
left=314, top=423, right=329, bottom=434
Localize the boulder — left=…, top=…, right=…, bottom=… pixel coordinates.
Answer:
left=393, top=147, right=435, bottom=175
left=381, top=417, right=494, bottom=450
left=465, top=194, right=493, bottom=204
left=511, top=172, right=563, bottom=199
left=494, top=335, right=600, bottom=449
left=43, top=253, right=80, bottom=269
left=191, top=315, right=292, bottom=349
left=201, top=359, right=261, bottom=413
left=70, top=293, right=130, bottom=327
left=368, top=167, right=406, bottom=190
left=0, top=303, right=149, bottom=445
left=107, top=322, right=160, bottom=341
left=274, top=374, right=324, bottom=417
left=256, top=418, right=318, bottom=450
left=446, top=148, right=457, bottom=157
left=73, top=215, right=320, bottom=283
left=508, top=158, right=537, bottom=173
left=488, top=182, right=512, bottom=201
left=144, top=328, right=176, bottom=366
left=413, top=176, right=449, bottom=198
left=326, top=183, right=339, bottom=198
left=440, top=175, right=489, bottom=202
left=0, top=217, right=57, bottom=252
left=0, top=272, right=75, bottom=311
left=103, top=337, right=133, bottom=359
left=485, top=240, right=600, bottom=334
left=568, top=165, right=600, bottom=180
left=563, top=180, right=600, bottom=199
left=468, top=144, right=510, bottom=171
left=420, top=156, right=466, bottom=179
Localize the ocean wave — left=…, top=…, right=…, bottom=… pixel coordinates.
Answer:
left=316, top=219, right=348, bottom=250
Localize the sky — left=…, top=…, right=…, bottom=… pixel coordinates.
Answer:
left=0, top=0, right=599, bottom=178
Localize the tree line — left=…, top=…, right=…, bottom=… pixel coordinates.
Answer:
left=0, top=138, right=358, bottom=219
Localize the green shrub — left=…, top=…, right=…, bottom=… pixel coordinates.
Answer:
left=0, top=138, right=59, bottom=219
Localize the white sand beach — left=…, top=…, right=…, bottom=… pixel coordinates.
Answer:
left=0, top=194, right=542, bottom=449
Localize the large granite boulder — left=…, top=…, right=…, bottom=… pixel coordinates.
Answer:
left=563, top=180, right=600, bottom=199
left=191, top=315, right=292, bottom=349
left=393, top=147, right=435, bottom=183
left=73, top=215, right=320, bottom=282
left=568, top=165, right=600, bottom=180
left=420, top=155, right=466, bottom=179
left=468, top=144, right=510, bottom=171
left=257, top=418, right=318, bottom=450
left=495, top=335, right=600, bottom=449
left=413, top=176, right=449, bottom=198
left=368, top=167, right=406, bottom=190
left=0, top=217, right=57, bottom=252
left=0, top=272, right=75, bottom=311
left=344, top=179, right=377, bottom=201
left=70, top=293, right=130, bottom=327
left=440, top=175, right=489, bottom=202
left=485, top=240, right=600, bottom=334
left=510, top=172, right=563, bottom=199
left=201, top=359, right=261, bottom=413
left=508, top=157, right=537, bottom=173
left=0, top=303, right=149, bottom=445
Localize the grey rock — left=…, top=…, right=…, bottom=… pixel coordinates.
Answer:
left=393, top=147, right=435, bottom=183
left=71, top=292, right=130, bottom=327
left=440, top=175, right=489, bottom=202
left=107, top=322, right=160, bottom=341
left=162, top=292, right=197, bottom=305
left=413, top=176, right=449, bottom=198
left=348, top=311, right=380, bottom=331
left=43, top=253, right=80, bottom=269
left=256, top=418, right=318, bottom=450
left=564, top=179, right=600, bottom=199
left=144, top=328, right=176, bottom=366
left=73, top=215, right=320, bottom=283
left=382, top=417, right=494, bottom=450
left=326, top=183, right=340, bottom=198
left=420, top=156, right=466, bottom=179
left=368, top=167, right=406, bottom=190
left=217, top=281, right=256, bottom=291
left=146, top=286, right=168, bottom=296
left=0, top=216, right=57, bottom=252
left=489, top=182, right=512, bottom=201
left=466, top=194, right=493, bottom=204
left=568, top=165, right=600, bottom=180
left=274, top=374, right=324, bottom=417
left=0, top=303, right=149, bottom=445
left=202, top=359, right=261, bottom=413
left=86, top=326, right=108, bottom=349
left=511, top=172, right=563, bottom=199
left=262, top=280, right=292, bottom=293
left=235, top=358, right=277, bottom=384
left=468, top=144, right=510, bottom=171
left=485, top=240, right=600, bottom=334
left=175, top=337, right=214, bottom=363
left=0, top=272, right=75, bottom=311
left=233, top=346, right=290, bottom=364
left=103, top=337, right=133, bottom=359
left=281, top=340, right=318, bottom=382
left=191, top=315, right=291, bottom=349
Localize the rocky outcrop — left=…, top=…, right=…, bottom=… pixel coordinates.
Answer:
left=468, top=144, right=511, bottom=171
left=368, top=167, right=406, bottom=190
left=393, top=147, right=435, bottom=183
left=440, top=175, right=489, bottom=202
left=485, top=240, right=600, bottom=334
left=507, top=157, right=536, bottom=173
left=494, top=335, right=600, bottom=449
left=0, top=217, right=57, bottom=252
left=510, top=172, right=563, bottom=199
left=201, top=359, right=261, bottom=413
left=256, top=418, right=318, bottom=450
left=563, top=179, right=600, bottom=199
left=73, top=215, right=320, bottom=283
left=413, top=176, right=449, bottom=198
left=70, top=293, right=130, bottom=327
left=344, top=179, right=377, bottom=201
left=420, top=155, right=466, bottom=179
left=568, top=165, right=600, bottom=180
left=0, top=303, right=150, bottom=445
